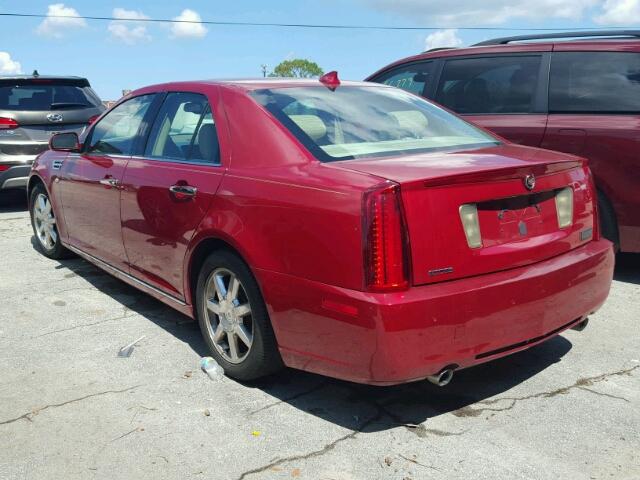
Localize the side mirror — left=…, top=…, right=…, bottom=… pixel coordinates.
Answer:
left=49, top=132, right=80, bottom=152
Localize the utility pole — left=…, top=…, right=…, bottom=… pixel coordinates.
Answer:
left=261, top=64, right=268, bottom=78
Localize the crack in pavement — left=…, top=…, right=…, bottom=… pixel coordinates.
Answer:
left=453, top=365, right=637, bottom=418
left=32, top=312, right=135, bottom=338
left=0, top=385, right=142, bottom=426
left=236, top=409, right=383, bottom=480
left=248, top=380, right=329, bottom=416
left=398, top=453, right=441, bottom=471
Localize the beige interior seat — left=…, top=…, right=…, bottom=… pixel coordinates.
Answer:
left=389, top=110, right=430, bottom=134
left=288, top=114, right=327, bottom=141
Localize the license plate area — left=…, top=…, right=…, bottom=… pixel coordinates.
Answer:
left=477, top=190, right=558, bottom=247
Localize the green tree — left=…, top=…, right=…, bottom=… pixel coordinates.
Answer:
left=270, top=59, right=324, bottom=78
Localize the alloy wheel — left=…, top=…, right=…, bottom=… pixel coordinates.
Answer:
left=203, top=268, right=254, bottom=364
left=33, top=193, right=57, bottom=250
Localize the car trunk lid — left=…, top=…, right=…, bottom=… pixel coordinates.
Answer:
left=330, top=144, right=597, bottom=285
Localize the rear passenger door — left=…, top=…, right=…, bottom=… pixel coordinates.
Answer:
left=542, top=50, right=640, bottom=251
left=120, top=90, right=225, bottom=300
left=433, top=54, right=549, bottom=147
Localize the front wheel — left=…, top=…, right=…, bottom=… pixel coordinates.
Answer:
left=29, top=184, right=71, bottom=259
left=195, top=250, right=282, bottom=381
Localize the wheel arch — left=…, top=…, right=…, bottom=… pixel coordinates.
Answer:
left=596, top=187, right=619, bottom=247
left=185, top=233, right=259, bottom=310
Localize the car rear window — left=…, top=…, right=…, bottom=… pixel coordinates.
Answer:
left=549, top=52, right=640, bottom=113
left=0, top=82, right=102, bottom=111
left=250, top=86, right=498, bottom=162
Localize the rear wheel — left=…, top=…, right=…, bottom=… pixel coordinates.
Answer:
left=598, top=192, right=619, bottom=252
left=29, top=184, right=71, bottom=259
left=195, top=250, right=282, bottom=381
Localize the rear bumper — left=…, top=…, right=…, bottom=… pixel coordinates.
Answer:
left=258, top=238, right=615, bottom=385
left=0, top=164, right=31, bottom=190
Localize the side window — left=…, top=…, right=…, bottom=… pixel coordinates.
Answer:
left=549, top=52, right=640, bottom=113
left=372, top=62, right=434, bottom=96
left=144, top=92, right=219, bottom=164
left=435, top=56, right=541, bottom=114
left=87, top=94, right=155, bottom=155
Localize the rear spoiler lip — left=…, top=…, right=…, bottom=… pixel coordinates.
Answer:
left=421, top=160, right=585, bottom=188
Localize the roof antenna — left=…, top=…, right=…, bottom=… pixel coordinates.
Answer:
left=32, top=70, right=40, bottom=77
left=319, top=71, right=340, bottom=91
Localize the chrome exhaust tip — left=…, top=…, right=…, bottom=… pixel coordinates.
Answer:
left=427, top=367, right=455, bottom=387
left=571, top=318, right=589, bottom=332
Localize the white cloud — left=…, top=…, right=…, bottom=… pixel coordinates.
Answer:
left=36, top=3, right=87, bottom=38
left=0, top=52, right=22, bottom=74
left=595, top=0, right=640, bottom=25
left=362, top=0, right=598, bottom=25
left=108, top=8, right=151, bottom=44
left=425, top=29, right=463, bottom=51
left=170, top=9, right=207, bottom=39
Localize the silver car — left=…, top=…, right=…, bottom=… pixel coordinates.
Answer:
left=0, top=75, right=105, bottom=193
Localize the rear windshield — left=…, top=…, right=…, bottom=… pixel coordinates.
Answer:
left=0, top=83, right=102, bottom=111
left=250, top=85, right=499, bottom=161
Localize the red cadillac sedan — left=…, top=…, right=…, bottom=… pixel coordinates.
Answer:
left=28, top=76, right=614, bottom=386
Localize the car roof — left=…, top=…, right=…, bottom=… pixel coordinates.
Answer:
left=0, top=75, right=88, bottom=82
left=132, top=78, right=378, bottom=95
left=367, top=30, right=640, bottom=80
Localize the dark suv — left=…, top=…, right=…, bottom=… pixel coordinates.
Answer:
left=367, top=30, right=640, bottom=253
left=0, top=75, right=104, bottom=193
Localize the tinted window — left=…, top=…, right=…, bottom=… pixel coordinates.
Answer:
left=549, top=52, right=640, bottom=113
left=87, top=95, right=155, bottom=155
left=251, top=86, right=498, bottom=162
left=372, top=62, right=434, bottom=95
left=436, top=56, right=541, bottom=114
left=0, top=84, right=102, bottom=111
left=144, top=92, right=219, bottom=164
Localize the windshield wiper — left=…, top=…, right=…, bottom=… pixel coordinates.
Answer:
left=50, top=102, right=91, bottom=110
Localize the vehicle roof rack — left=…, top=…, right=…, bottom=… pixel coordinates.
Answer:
left=423, top=47, right=456, bottom=53
left=473, top=30, right=640, bottom=46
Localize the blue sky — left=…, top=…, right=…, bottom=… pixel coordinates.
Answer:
left=0, top=1, right=637, bottom=100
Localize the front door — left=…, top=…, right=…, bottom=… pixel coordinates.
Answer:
left=120, top=91, right=225, bottom=299
left=59, top=94, right=156, bottom=269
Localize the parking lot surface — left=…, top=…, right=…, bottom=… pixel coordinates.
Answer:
left=1, top=194, right=639, bottom=480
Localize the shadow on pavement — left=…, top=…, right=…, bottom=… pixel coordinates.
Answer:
left=0, top=190, right=28, bottom=213
left=38, top=238, right=575, bottom=433
left=614, top=253, right=640, bottom=285
left=45, top=247, right=210, bottom=358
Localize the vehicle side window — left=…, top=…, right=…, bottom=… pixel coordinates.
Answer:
left=371, top=62, right=434, bottom=96
left=144, top=92, right=219, bottom=164
left=435, top=56, right=541, bottom=114
left=549, top=52, right=640, bottom=113
left=87, top=94, right=155, bottom=155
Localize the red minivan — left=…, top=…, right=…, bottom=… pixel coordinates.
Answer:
left=367, top=30, right=640, bottom=253
left=28, top=77, right=613, bottom=385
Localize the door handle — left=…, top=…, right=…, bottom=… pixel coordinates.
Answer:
left=169, top=184, right=197, bottom=200
left=99, top=177, right=120, bottom=188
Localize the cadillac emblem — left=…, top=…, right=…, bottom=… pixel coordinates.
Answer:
left=523, top=174, right=536, bottom=191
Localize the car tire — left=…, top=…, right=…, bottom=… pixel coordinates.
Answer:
left=195, top=250, right=283, bottom=381
left=597, top=192, right=619, bottom=252
left=29, top=184, right=72, bottom=259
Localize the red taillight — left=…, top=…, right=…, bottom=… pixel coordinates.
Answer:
left=87, top=115, right=99, bottom=125
left=0, top=117, right=18, bottom=129
left=363, top=182, right=410, bottom=292
left=0, top=165, right=9, bottom=172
